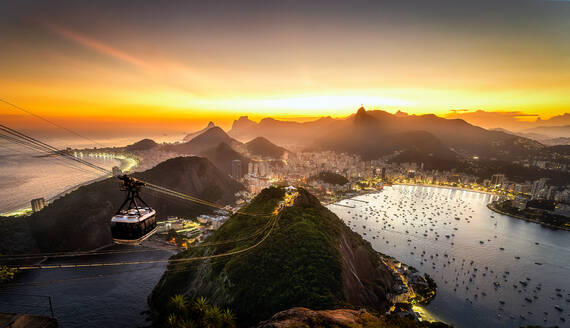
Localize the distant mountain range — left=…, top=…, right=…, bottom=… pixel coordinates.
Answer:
left=229, top=107, right=543, bottom=162
left=491, top=127, right=570, bottom=146
left=121, top=107, right=552, bottom=172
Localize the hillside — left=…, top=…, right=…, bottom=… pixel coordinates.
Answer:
left=150, top=187, right=395, bottom=327
left=200, top=142, right=250, bottom=177
left=0, top=156, right=244, bottom=254
left=182, top=121, right=216, bottom=142
left=167, top=127, right=242, bottom=155
left=125, top=138, right=158, bottom=151
left=309, top=171, right=349, bottom=185
left=229, top=116, right=337, bottom=146
left=246, top=136, right=289, bottom=158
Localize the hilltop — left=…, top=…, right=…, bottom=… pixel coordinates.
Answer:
left=150, top=187, right=395, bottom=327
left=246, top=136, right=290, bottom=159
left=200, top=142, right=250, bottom=178
left=166, top=127, right=243, bottom=155
left=182, top=121, right=217, bottom=142
left=309, top=171, right=349, bottom=185
left=0, top=156, right=244, bottom=254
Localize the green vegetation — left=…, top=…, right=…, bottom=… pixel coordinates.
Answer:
left=0, top=265, right=17, bottom=282
left=0, top=157, right=243, bottom=254
left=309, top=171, right=349, bottom=185
left=151, top=187, right=393, bottom=327
left=492, top=200, right=570, bottom=230
left=163, top=295, right=235, bottom=328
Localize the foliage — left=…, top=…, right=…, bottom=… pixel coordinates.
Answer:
left=163, top=295, right=235, bottom=328
left=0, top=265, right=17, bottom=282
left=309, top=171, right=349, bottom=185
left=151, top=186, right=391, bottom=327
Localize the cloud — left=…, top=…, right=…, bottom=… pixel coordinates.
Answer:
left=445, top=110, right=543, bottom=130
left=45, top=23, right=155, bottom=73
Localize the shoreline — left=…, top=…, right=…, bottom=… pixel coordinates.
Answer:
left=394, top=183, right=498, bottom=196
left=487, top=202, right=569, bottom=232
left=1, top=156, right=135, bottom=216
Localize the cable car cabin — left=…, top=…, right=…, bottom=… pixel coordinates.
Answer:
left=111, top=207, right=157, bottom=244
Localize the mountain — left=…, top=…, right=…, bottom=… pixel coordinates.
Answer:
left=309, top=171, right=349, bottom=185
left=0, top=157, right=244, bottom=254
left=315, top=108, right=457, bottom=162
left=150, top=187, right=395, bottom=327
left=167, top=127, right=243, bottom=155
left=490, top=127, right=570, bottom=146
left=228, top=116, right=337, bottom=146
left=230, top=107, right=544, bottom=161
left=522, top=125, right=570, bottom=139
left=200, top=142, right=250, bottom=177
left=245, top=136, right=290, bottom=159
left=125, top=138, right=158, bottom=151
left=182, top=121, right=216, bottom=142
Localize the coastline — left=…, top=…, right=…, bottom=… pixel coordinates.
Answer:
left=327, top=189, right=445, bottom=325
left=394, top=182, right=497, bottom=196
left=1, top=156, right=135, bottom=216
left=487, top=202, right=570, bottom=232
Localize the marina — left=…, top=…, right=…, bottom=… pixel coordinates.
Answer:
left=329, top=184, right=570, bottom=327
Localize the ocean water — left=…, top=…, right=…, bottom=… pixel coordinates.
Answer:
left=0, top=153, right=121, bottom=213
left=329, top=185, right=570, bottom=328
left=0, top=244, right=172, bottom=327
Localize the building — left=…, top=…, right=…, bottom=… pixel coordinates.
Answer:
left=491, top=174, right=505, bottom=187
left=31, top=198, right=46, bottom=212
left=531, top=178, right=548, bottom=199
left=231, top=159, right=242, bottom=180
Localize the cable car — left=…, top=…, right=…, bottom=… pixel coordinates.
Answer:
left=111, top=175, right=157, bottom=244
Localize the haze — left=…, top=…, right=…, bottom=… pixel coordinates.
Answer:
left=1, top=0, right=569, bottom=134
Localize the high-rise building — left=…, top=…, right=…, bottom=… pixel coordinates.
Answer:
left=31, top=198, right=46, bottom=212
left=231, top=160, right=242, bottom=180
left=381, top=167, right=386, bottom=180
left=531, top=178, right=548, bottom=199
left=248, top=162, right=254, bottom=176
left=491, top=174, right=505, bottom=187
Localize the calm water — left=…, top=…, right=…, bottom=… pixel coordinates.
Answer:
left=0, top=245, right=172, bottom=327
left=329, top=185, right=570, bottom=328
left=0, top=153, right=121, bottom=213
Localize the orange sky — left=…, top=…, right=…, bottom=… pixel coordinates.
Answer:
left=1, top=0, right=569, bottom=134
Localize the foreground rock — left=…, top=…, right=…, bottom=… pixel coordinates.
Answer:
left=257, top=307, right=451, bottom=328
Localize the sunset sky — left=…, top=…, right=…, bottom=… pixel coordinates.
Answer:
left=1, top=0, right=569, bottom=135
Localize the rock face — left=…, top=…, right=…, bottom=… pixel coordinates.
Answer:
left=182, top=121, right=217, bottom=142
left=257, top=307, right=379, bottom=328
left=0, top=156, right=244, bottom=254
left=150, top=187, right=394, bottom=327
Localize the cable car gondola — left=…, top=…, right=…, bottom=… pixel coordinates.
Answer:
left=111, top=175, right=157, bottom=244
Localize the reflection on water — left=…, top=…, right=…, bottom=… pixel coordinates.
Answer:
left=0, top=245, right=172, bottom=327
left=0, top=154, right=120, bottom=213
left=329, top=185, right=570, bottom=328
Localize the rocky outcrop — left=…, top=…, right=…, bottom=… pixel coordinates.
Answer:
left=257, top=307, right=380, bottom=328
